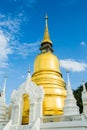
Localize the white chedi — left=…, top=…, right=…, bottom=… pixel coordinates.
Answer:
left=82, top=81, right=87, bottom=115
left=0, top=76, right=7, bottom=126
left=63, top=71, right=79, bottom=116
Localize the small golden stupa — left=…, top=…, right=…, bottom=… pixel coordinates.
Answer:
left=32, top=14, right=66, bottom=116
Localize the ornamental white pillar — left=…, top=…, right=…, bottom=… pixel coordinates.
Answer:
left=0, top=97, right=6, bottom=125
left=82, top=81, right=87, bottom=115
left=64, top=71, right=79, bottom=115
left=11, top=102, right=22, bottom=125
left=29, top=101, right=36, bottom=124
left=35, top=98, right=43, bottom=119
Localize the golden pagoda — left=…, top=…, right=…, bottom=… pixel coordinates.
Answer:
left=32, top=15, right=67, bottom=116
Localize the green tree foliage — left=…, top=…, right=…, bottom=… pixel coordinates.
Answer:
left=73, top=82, right=87, bottom=113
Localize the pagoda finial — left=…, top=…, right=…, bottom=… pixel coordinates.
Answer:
left=41, top=14, right=52, bottom=45
left=66, top=70, right=72, bottom=93
left=82, top=80, right=86, bottom=92
left=3, top=73, right=8, bottom=102
left=27, top=68, right=31, bottom=81
left=45, top=13, right=48, bottom=27
left=3, top=74, right=7, bottom=93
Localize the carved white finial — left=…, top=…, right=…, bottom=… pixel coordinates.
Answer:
left=27, top=69, right=31, bottom=81
left=45, top=13, right=48, bottom=27
left=66, top=70, right=72, bottom=93
left=82, top=81, right=86, bottom=92
left=3, top=75, right=7, bottom=92
left=3, top=74, right=8, bottom=102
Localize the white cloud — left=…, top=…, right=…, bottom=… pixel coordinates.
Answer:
left=60, top=59, right=87, bottom=72
left=15, top=41, right=40, bottom=57
left=0, top=12, right=39, bottom=69
left=80, top=41, right=86, bottom=46
left=0, top=71, right=4, bottom=75
left=0, top=30, right=12, bottom=68
left=0, top=14, right=21, bottom=35
left=0, top=13, right=22, bottom=69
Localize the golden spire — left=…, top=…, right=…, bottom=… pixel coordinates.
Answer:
left=41, top=14, right=52, bottom=45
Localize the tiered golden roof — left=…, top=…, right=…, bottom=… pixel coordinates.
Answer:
left=32, top=15, right=66, bottom=116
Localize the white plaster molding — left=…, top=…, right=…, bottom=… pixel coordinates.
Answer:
left=10, top=75, right=44, bottom=125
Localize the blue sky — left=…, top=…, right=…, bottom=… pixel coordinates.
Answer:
left=0, top=0, right=87, bottom=103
